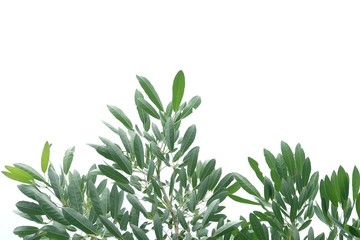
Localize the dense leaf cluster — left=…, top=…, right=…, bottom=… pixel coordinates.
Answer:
left=3, top=71, right=360, bottom=239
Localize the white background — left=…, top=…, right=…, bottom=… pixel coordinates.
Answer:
left=1, top=1, right=360, bottom=239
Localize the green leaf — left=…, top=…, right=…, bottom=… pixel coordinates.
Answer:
left=234, top=173, right=261, bottom=198
left=289, top=196, right=298, bottom=223
left=110, top=185, right=122, bottom=219
left=16, top=211, right=43, bottom=224
left=16, top=201, right=44, bottom=215
left=131, top=224, right=150, bottom=240
left=127, top=194, right=148, bottom=218
left=184, top=146, right=199, bottom=176
left=248, top=157, right=265, bottom=183
left=48, top=165, right=62, bottom=200
left=2, top=165, right=33, bottom=184
left=99, top=215, right=123, bottom=238
left=87, top=180, right=103, bottom=215
left=41, top=141, right=51, bottom=173
left=182, top=96, right=201, bottom=119
left=228, top=195, right=260, bottom=205
left=137, top=75, right=164, bottom=111
left=136, top=98, right=160, bottom=119
left=353, top=166, right=360, bottom=202
left=197, top=176, right=210, bottom=201
left=150, top=142, right=165, bottom=161
left=200, top=159, right=216, bottom=181
left=298, top=220, right=312, bottom=231
left=208, top=168, right=222, bottom=191
left=263, top=149, right=276, bottom=170
left=338, top=166, right=350, bottom=204
left=62, top=207, right=97, bottom=234
left=302, top=158, right=311, bottom=186
left=41, top=225, right=70, bottom=240
left=264, top=177, right=274, bottom=201
left=356, top=193, right=360, bottom=218
left=271, top=201, right=284, bottom=225
left=63, top=146, right=75, bottom=175
left=117, top=128, right=132, bottom=153
left=68, top=177, right=83, bottom=214
left=17, top=184, right=40, bottom=200
left=207, top=190, right=227, bottom=206
left=294, top=143, right=305, bottom=174
left=165, top=117, right=175, bottom=151
left=324, top=176, right=338, bottom=207
left=211, top=221, right=241, bottom=238
left=98, top=164, right=129, bottom=184
left=35, top=192, right=69, bottom=225
left=13, top=226, right=39, bottom=237
left=172, top=70, right=185, bottom=111
left=202, top=199, right=220, bottom=226
left=250, top=213, right=267, bottom=240
left=346, top=225, right=360, bottom=238
left=280, top=179, right=292, bottom=204
left=180, top=124, right=196, bottom=153
left=226, top=182, right=241, bottom=195
left=177, top=208, right=188, bottom=230
left=107, top=105, right=133, bottom=130
left=152, top=123, right=163, bottom=141
left=281, top=141, right=295, bottom=176
left=153, top=213, right=162, bottom=239
left=99, top=137, right=132, bottom=175
left=13, top=163, right=46, bottom=183
left=117, top=182, right=135, bottom=194
left=134, top=134, right=145, bottom=169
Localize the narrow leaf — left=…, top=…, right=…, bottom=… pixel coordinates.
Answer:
left=107, top=105, right=133, bottom=130
left=87, top=180, right=103, bottom=215
left=177, top=208, right=188, bottom=230
left=62, top=207, right=97, bottom=234
left=250, top=213, right=266, bottom=240
left=127, top=194, right=148, bottom=218
left=99, top=164, right=129, bottom=184
left=165, top=117, right=175, bottom=151
left=184, top=146, right=199, bottom=177
left=63, top=146, right=75, bottom=175
left=136, top=98, right=160, bottom=119
left=153, top=213, right=162, bottom=239
left=35, top=192, right=69, bottom=225
left=248, top=157, right=265, bottom=183
left=281, top=141, right=295, bottom=176
left=182, top=96, right=201, bottom=119
left=68, top=177, right=83, bottom=214
left=181, top=125, right=196, bottom=153
left=234, top=173, right=261, bottom=198
left=131, top=224, right=150, bottom=240
left=211, top=221, right=241, bottom=238
left=41, top=225, right=70, bottom=240
left=137, top=75, right=164, bottom=111
left=13, top=163, right=46, bottom=183
left=99, top=215, right=122, bottom=238
left=13, top=226, right=39, bottom=237
left=16, top=201, right=44, bottom=215
left=228, top=195, right=260, bottom=205
left=172, top=70, right=185, bottom=111
left=202, top=199, right=220, bottom=226
left=41, top=141, right=51, bottom=173
left=134, top=134, right=144, bottom=169
left=48, top=165, right=62, bottom=200
left=353, top=166, right=360, bottom=202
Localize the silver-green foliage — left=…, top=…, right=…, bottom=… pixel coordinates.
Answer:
left=3, top=71, right=239, bottom=239
left=4, top=71, right=360, bottom=240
